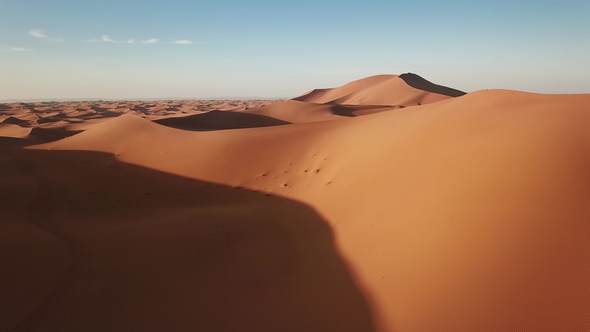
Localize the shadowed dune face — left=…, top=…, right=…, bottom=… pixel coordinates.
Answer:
left=327, top=104, right=402, bottom=117
left=1, top=116, right=30, bottom=125
left=27, top=128, right=82, bottom=144
left=0, top=149, right=377, bottom=332
left=0, top=125, right=81, bottom=148
left=154, top=110, right=290, bottom=131
left=0, top=136, right=32, bottom=148
left=398, top=73, right=466, bottom=97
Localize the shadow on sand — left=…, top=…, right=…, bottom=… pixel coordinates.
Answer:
left=0, top=128, right=81, bottom=148
left=154, top=110, right=290, bottom=131
left=330, top=105, right=357, bottom=117
left=399, top=73, right=466, bottom=97
left=0, top=148, right=377, bottom=332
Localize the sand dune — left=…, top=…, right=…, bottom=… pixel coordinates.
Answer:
left=1, top=116, right=31, bottom=126
left=294, top=73, right=464, bottom=106
left=1, top=75, right=590, bottom=331
left=0, top=99, right=277, bottom=145
left=0, top=123, right=79, bottom=148
left=0, top=123, right=31, bottom=138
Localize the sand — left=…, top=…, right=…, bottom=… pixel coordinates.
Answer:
left=1, top=74, right=589, bottom=331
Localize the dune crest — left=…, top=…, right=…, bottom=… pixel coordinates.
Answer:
left=294, top=73, right=465, bottom=106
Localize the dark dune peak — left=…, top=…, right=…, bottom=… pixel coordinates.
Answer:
left=399, top=73, right=466, bottom=97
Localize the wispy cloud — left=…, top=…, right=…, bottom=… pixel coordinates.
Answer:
left=84, top=35, right=117, bottom=43
left=170, top=39, right=194, bottom=45
left=10, top=47, right=28, bottom=51
left=82, top=36, right=193, bottom=46
left=29, top=29, right=63, bottom=42
left=29, top=29, right=47, bottom=38
left=28, top=29, right=195, bottom=47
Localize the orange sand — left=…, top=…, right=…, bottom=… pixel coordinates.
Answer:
left=1, top=74, right=589, bottom=331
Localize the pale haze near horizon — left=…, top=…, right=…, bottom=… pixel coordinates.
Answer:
left=0, top=0, right=589, bottom=101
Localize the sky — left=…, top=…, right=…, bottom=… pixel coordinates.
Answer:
left=0, top=0, right=589, bottom=100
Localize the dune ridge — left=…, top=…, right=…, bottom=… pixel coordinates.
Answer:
left=293, top=73, right=465, bottom=106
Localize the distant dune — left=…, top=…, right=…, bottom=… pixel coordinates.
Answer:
left=293, top=73, right=465, bottom=106
left=1, top=75, right=589, bottom=331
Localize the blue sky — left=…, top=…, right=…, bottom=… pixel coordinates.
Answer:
left=1, top=0, right=589, bottom=100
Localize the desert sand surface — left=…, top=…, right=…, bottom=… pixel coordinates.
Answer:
left=1, top=74, right=590, bottom=331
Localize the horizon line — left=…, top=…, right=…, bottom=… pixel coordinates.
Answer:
left=0, top=96, right=291, bottom=103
